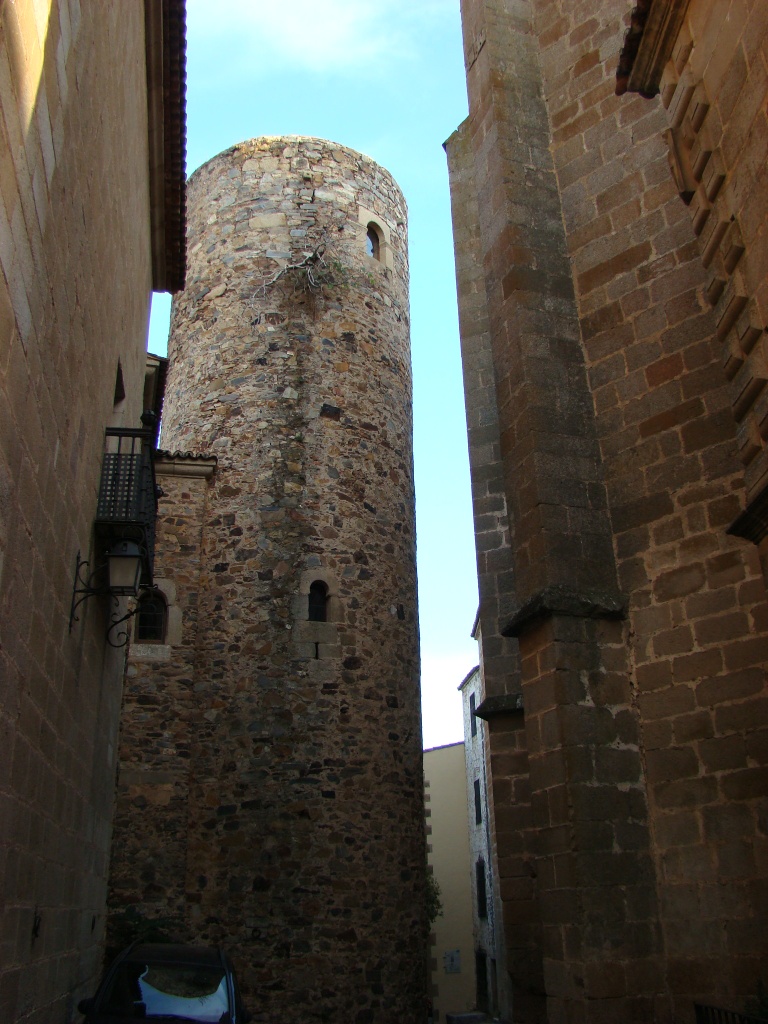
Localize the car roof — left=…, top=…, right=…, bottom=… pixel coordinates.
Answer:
left=120, top=943, right=225, bottom=968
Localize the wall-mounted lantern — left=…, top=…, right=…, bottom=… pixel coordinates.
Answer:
left=106, top=540, right=144, bottom=596
left=69, top=414, right=160, bottom=646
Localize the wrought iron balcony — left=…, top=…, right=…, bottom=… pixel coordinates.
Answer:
left=695, top=1004, right=767, bottom=1024
left=94, top=425, right=159, bottom=585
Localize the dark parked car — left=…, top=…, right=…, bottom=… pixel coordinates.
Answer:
left=77, top=942, right=252, bottom=1023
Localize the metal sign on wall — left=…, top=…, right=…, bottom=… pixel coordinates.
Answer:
left=443, top=950, right=461, bottom=974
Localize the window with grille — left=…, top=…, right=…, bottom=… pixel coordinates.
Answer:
left=136, top=591, right=167, bottom=643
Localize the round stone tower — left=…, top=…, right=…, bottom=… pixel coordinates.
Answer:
left=161, top=137, right=424, bottom=1021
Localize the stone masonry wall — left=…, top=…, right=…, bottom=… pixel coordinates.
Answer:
left=445, top=124, right=521, bottom=704
left=110, top=137, right=426, bottom=1023
left=656, top=0, right=768, bottom=506
left=446, top=125, right=543, bottom=1023
left=450, top=1, right=657, bottom=1020
left=534, top=0, right=768, bottom=1014
left=0, top=3, right=155, bottom=1022
left=448, top=0, right=768, bottom=1019
left=110, top=458, right=215, bottom=941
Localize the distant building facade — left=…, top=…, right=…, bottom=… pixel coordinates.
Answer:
left=425, top=741, right=477, bottom=1022
left=460, top=662, right=502, bottom=1020
left=447, top=0, right=768, bottom=1021
left=0, top=1, right=185, bottom=1021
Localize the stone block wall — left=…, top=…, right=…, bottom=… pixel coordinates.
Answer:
left=110, top=456, right=215, bottom=939
left=537, top=0, right=768, bottom=1014
left=445, top=125, right=520, bottom=704
left=486, top=709, right=541, bottom=1024
left=109, top=137, right=426, bottom=1023
left=448, top=0, right=768, bottom=1019
left=653, top=0, right=768, bottom=539
left=0, top=2, right=158, bottom=1021
left=446, top=72, right=547, bottom=1024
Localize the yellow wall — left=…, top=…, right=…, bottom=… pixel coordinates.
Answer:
left=425, top=742, right=476, bottom=1021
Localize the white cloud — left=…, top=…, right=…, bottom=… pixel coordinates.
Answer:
left=188, top=0, right=457, bottom=78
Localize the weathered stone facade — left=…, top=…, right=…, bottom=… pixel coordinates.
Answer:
left=109, top=137, right=426, bottom=1022
left=447, top=0, right=768, bottom=1021
left=459, top=663, right=503, bottom=1019
left=0, top=2, right=185, bottom=1021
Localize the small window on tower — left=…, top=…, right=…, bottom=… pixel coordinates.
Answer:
left=308, top=580, right=329, bottom=622
left=366, top=223, right=381, bottom=261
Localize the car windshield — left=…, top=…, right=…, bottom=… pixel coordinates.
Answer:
left=100, top=961, right=230, bottom=1022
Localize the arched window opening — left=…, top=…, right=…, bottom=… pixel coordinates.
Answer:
left=366, top=223, right=381, bottom=261
left=113, top=360, right=126, bottom=406
left=136, top=590, right=167, bottom=643
left=308, top=580, right=329, bottom=622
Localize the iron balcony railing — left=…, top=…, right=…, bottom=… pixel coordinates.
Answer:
left=695, top=1004, right=767, bottom=1024
left=95, top=426, right=158, bottom=584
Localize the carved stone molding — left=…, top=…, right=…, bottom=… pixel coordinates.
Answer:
left=474, top=693, right=524, bottom=721
left=616, top=0, right=691, bottom=97
left=502, top=584, right=627, bottom=638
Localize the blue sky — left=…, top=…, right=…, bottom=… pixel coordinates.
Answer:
left=148, top=0, right=478, bottom=748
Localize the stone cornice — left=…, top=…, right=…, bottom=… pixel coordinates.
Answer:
left=616, top=0, right=690, bottom=98
left=502, top=585, right=627, bottom=638
left=155, top=452, right=217, bottom=479
left=474, top=693, right=524, bottom=720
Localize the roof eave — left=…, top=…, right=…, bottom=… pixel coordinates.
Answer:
left=145, top=0, right=187, bottom=293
